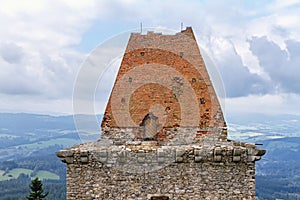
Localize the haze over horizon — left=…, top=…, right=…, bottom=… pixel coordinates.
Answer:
left=0, top=0, right=300, bottom=117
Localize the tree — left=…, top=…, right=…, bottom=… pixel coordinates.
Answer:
left=26, top=177, right=49, bottom=200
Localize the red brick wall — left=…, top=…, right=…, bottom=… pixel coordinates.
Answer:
left=101, top=27, right=225, bottom=139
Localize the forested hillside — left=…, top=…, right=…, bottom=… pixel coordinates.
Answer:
left=0, top=113, right=299, bottom=199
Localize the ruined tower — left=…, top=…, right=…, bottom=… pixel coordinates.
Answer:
left=57, top=27, right=265, bottom=199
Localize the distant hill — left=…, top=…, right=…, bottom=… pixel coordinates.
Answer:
left=0, top=112, right=299, bottom=199
left=0, top=113, right=103, bottom=161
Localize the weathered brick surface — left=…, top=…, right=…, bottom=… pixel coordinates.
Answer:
left=101, top=27, right=225, bottom=141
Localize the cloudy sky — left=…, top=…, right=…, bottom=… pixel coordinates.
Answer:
left=0, top=0, right=300, bottom=117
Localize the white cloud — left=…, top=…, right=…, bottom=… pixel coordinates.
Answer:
left=225, top=93, right=300, bottom=115
left=0, top=0, right=299, bottom=115
left=0, top=93, right=73, bottom=115
left=0, top=0, right=98, bottom=113
left=249, top=36, right=300, bottom=94
left=0, top=0, right=97, bottom=47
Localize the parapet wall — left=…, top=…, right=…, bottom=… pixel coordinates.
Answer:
left=57, top=139, right=265, bottom=200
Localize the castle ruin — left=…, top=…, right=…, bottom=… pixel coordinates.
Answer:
left=57, top=27, right=265, bottom=200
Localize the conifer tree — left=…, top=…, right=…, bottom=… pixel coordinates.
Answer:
left=26, top=177, right=49, bottom=200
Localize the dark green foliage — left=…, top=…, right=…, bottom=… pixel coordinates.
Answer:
left=1, top=161, right=18, bottom=171
left=0, top=177, right=66, bottom=200
left=0, top=174, right=31, bottom=200
left=0, top=154, right=66, bottom=180
left=256, top=175, right=300, bottom=200
left=26, top=177, right=49, bottom=200
left=255, top=137, right=300, bottom=200
left=0, top=155, right=66, bottom=200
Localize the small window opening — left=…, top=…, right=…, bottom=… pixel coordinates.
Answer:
left=128, top=77, right=132, bottom=83
left=121, top=97, right=125, bottom=103
left=200, top=98, right=205, bottom=104
left=140, top=113, right=159, bottom=140
left=192, top=78, right=196, bottom=83
left=180, top=52, right=184, bottom=58
left=140, top=52, right=145, bottom=56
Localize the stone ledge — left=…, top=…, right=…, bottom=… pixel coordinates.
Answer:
left=56, top=140, right=265, bottom=165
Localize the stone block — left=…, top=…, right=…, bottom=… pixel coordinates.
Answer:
left=65, top=156, right=74, bottom=164
left=255, top=149, right=266, bottom=156
left=157, top=149, right=165, bottom=163
left=97, top=150, right=107, bottom=163
left=232, top=156, right=241, bottom=162
left=175, top=156, right=184, bottom=163
left=233, top=148, right=241, bottom=156
left=247, top=156, right=261, bottom=162
left=214, top=147, right=222, bottom=155
left=98, top=150, right=108, bottom=157
left=157, top=149, right=164, bottom=157
left=176, top=149, right=185, bottom=157
left=194, top=149, right=202, bottom=156
left=195, top=156, right=203, bottom=162
left=80, top=156, right=88, bottom=163
left=247, top=148, right=254, bottom=155
left=118, top=151, right=127, bottom=163
left=56, top=150, right=74, bottom=158
left=80, top=151, right=89, bottom=157
left=175, top=149, right=185, bottom=163
left=214, top=155, right=222, bottom=162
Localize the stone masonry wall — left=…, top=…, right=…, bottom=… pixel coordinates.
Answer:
left=66, top=161, right=255, bottom=200
left=58, top=140, right=261, bottom=200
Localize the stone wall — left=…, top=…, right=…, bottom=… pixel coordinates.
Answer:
left=57, top=139, right=265, bottom=200
left=99, top=127, right=227, bottom=146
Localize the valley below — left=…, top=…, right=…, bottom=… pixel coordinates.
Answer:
left=0, top=113, right=299, bottom=199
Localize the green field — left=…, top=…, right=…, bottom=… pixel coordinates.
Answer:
left=16, top=138, right=80, bottom=150
left=0, top=168, right=59, bottom=181
left=33, top=170, right=60, bottom=180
